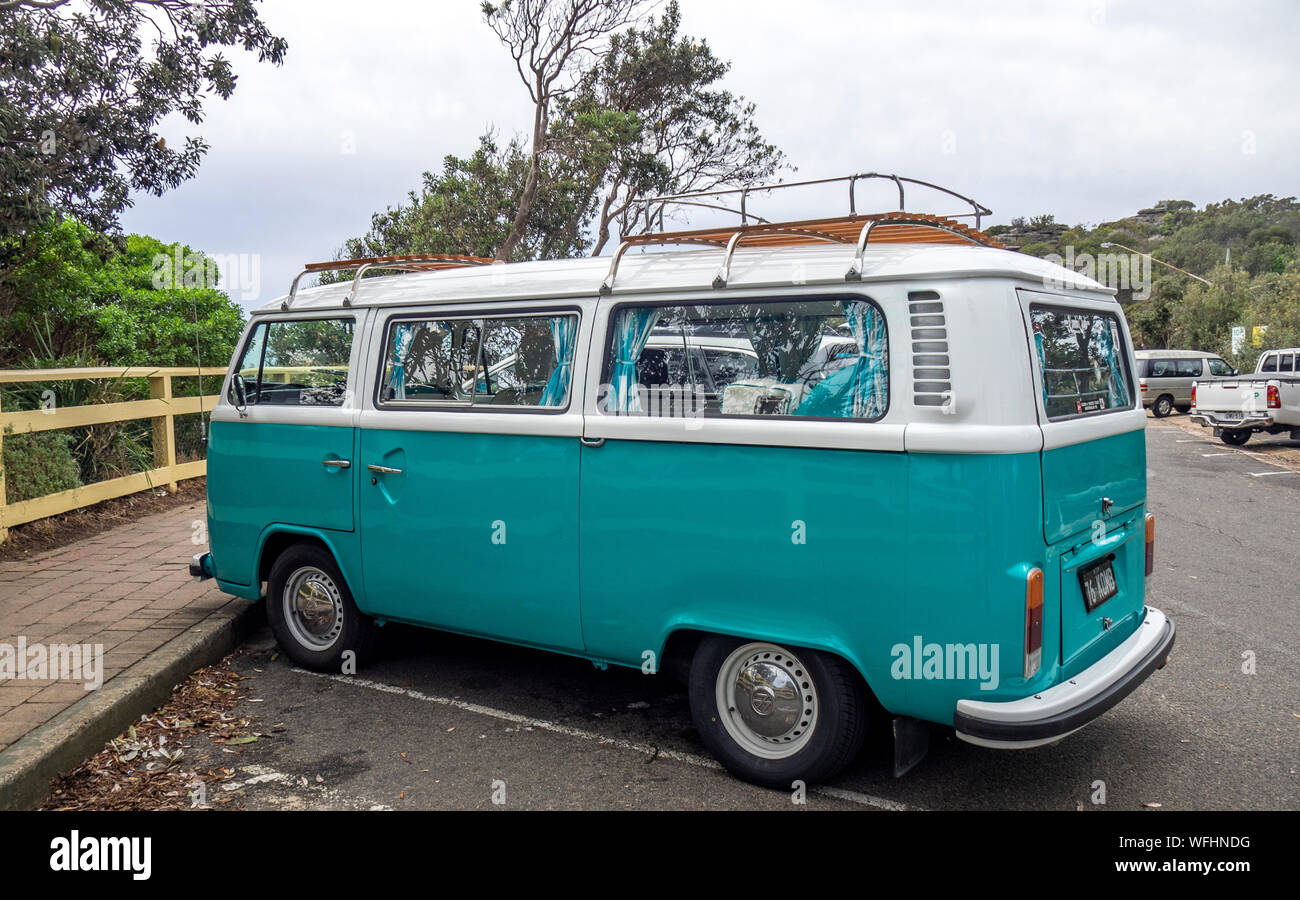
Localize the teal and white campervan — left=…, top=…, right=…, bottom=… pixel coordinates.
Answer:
left=193, top=175, right=1174, bottom=787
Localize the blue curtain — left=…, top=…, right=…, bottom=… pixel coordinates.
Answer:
left=540, top=315, right=577, bottom=407
left=1033, top=327, right=1048, bottom=410
left=608, top=308, right=660, bottom=413
left=797, top=301, right=886, bottom=418
left=387, top=323, right=412, bottom=400
left=1097, top=319, right=1130, bottom=409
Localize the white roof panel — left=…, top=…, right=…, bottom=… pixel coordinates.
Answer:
left=258, top=243, right=1113, bottom=314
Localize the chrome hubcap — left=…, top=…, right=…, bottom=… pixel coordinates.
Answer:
left=283, top=567, right=344, bottom=651
left=716, top=642, right=819, bottom=759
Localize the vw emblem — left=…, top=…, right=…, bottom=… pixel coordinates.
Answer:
left=750, top=685, right=776, bottom=716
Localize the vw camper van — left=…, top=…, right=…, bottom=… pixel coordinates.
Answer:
left=192, top=175, right=1174, bottom=787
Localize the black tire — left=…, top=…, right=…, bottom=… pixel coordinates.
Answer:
left=266, top=543, right=379, bottom=671
left=1221, top=428, right=1251, bottom=446
left=1174, top=404, right=1191, bottom=414
left=1151, top=395, right=1174, bottom=417
left=688, top=635, right=867, bottom=788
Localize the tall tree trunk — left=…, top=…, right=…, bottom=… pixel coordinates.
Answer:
left=496, top=91, right=549, bottom=263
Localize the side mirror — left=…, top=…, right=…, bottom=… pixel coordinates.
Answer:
left=231, top=373, right=249, bottom=414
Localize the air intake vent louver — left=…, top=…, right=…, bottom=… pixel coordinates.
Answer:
left=910, top=291, right=950, bottom=407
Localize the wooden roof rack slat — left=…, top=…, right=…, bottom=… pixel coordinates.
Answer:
left=282, top=253, right=494, bottom=310
left=599, top=212, right=1004, bottom=294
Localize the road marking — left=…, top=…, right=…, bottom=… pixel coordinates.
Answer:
left=1175, top=439, right=1213, bottom=444
left=1249, top=470, right=1297, bottom=477
left=292, top=668, right=919, bottom=812
left=1200, top=453, right=1236, bottom=458
left=223, top=763, right=393, bottom=811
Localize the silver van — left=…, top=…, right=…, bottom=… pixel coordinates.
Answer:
left=1136, top=349, right=1236, bottom=417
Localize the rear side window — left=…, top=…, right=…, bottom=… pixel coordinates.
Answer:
left=1030, top=305, right=1134, bottom=420
left=1146, top=359, right=1173, bottom=377
left=599, top=297, right=888, bottom=421
left=1175, top=358, right=1203, bottom=377
left=380, top=313, right=578, bottom=409
left=230, top=318, right=354, bottom=407
left=1280, top=353, right=1295, bottom=373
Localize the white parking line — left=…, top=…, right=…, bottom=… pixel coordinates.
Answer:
left=292, top=668, right=919, bottom=812
left=1249, top=470, right=1298, bottom=478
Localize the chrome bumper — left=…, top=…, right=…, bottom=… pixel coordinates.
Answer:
left=953, top=607, right=1175, bottom=749
left=1189, top=413, right=1272, bottom=429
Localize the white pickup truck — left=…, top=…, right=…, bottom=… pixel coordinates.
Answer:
left=1190, top=347, right=1300, bottom=445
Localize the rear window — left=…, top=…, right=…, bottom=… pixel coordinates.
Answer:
left=1261, top=354, right=1278, bottom=372
left=1030, top=305, right=1134, bottom=421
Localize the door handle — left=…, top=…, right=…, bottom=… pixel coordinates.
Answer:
left=367, top=464, right=403, bottom=474
left=321, top=459, right=351, bottom=469
left=579, top=437, right=605, bottom=448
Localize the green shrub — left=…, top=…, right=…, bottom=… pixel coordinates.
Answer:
left=1, top=426, right=83, bottom=503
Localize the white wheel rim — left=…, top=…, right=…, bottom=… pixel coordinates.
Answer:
left=283, top=566, right=345, bottom=651
left=715, top=642, right=819, bottom=760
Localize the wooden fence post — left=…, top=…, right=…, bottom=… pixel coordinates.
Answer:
left=149, top=374, right=178, bottom=493
left=0, top=384, right=7, bottom=545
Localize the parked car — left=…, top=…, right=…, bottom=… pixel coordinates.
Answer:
left=191, top=190, right=1173, bottom=787
left=1135, top=349, right=1236, bottom=417
left=1190, top=347, right=1300, bottom=445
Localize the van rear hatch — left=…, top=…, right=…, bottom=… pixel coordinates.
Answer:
left=1026, top=294, right=1148, bottom=669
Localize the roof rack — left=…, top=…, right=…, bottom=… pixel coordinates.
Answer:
left=281, top=253, right=494, bottom=310
left=598, top=173, right=1001, bottom=294
left=599, top=211, right=1004, bottom=294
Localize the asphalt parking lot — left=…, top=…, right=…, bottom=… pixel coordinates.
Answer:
left=172, top=418, right=1300, bottom=810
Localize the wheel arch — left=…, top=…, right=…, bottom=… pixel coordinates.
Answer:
left=254, top=526, right=364, bottom=606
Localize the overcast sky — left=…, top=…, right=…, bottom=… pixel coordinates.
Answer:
left=118, top=0, right=1300, bottom=310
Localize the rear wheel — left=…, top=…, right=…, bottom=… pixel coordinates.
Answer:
left=1152, top=395, right=1174, bottom=417
left=267, top=543, right=378, bottom=671
left=1221, top=428, right=1251, bottom=446
left=688, top=636, right=866, bottom=788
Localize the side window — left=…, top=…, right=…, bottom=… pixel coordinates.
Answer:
left=600, top=297, right=888, bottom=420
left=1279, top=353, right=1295, bottom=373
left=380, top=313, right=578, bottom=409
left=1176, top=358, right=1203, bottom=377
left=1261, top=354, right=1278, bottom=372
left=230, top=318, right=353, bottom=407
left=1030, top=305, right=1133, bottom=420
left=1208, top=358, right=1234, bottom=376
left=1149, top=359, right=1172, bottom=377
left=230, top=323, right=266, bottom=404
left=258, top=319, right=354, bottom=406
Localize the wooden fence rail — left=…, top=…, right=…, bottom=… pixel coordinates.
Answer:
left=0, top=366, right=226, bottom=543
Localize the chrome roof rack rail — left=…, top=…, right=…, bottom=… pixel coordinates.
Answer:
left=599, top=212, right=1001, bottom=295
left=281, top=254, right=494, bottom=310
left=638, top=172, right=993, bottom=233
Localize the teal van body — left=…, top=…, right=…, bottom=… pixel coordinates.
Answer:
left=198, top=238, right=1174, bottom=781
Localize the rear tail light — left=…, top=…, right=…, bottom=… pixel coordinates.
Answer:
left=1024, top=568, right=1044, bottom=679
left=1145, top=513, right=1156, bottom=577
left=1139, top=379, right=1148, bottom=393
left=1191, top=384, right=1196, bottom=408
left=1268, top=384, right=1281, bottom=409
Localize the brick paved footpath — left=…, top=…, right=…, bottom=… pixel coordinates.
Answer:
left=0, top=504, right=245, bottom=751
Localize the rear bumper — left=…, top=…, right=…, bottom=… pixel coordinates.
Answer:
left=953, top=606, right=1175, bottom=748
left=1189, top=412, right=1272, bottom=430
left=189, top=551, right=214, bottom=581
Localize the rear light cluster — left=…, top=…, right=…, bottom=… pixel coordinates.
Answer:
left=1191, top=385, right=1196, bottom=408
left=1139, top=379, right=1148, bottom=393
left=1145, top=513, right=1156, bottom=577
left=1268, top=384, right=1281, bottom=409
left=1024, top=568, right=1043, bottom=679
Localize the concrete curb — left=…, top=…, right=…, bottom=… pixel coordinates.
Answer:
left=0, top=597, right=264, bottom=810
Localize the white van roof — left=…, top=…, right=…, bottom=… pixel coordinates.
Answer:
left=1134, top=349, right=1221, bottom=359
left=258, top=243, right=1115, bottom=314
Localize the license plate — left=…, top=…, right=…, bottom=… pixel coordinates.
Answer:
left=1079, top=558, right=1118, bottom=612
left=1220, top=411, right=1243, bottom=420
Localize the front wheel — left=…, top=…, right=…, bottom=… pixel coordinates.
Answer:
left=688, top=636, right=867, bottom=788
left=266, top=543, right=378, bottom=671
left=1221, top=428, right=1251, bottom=446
